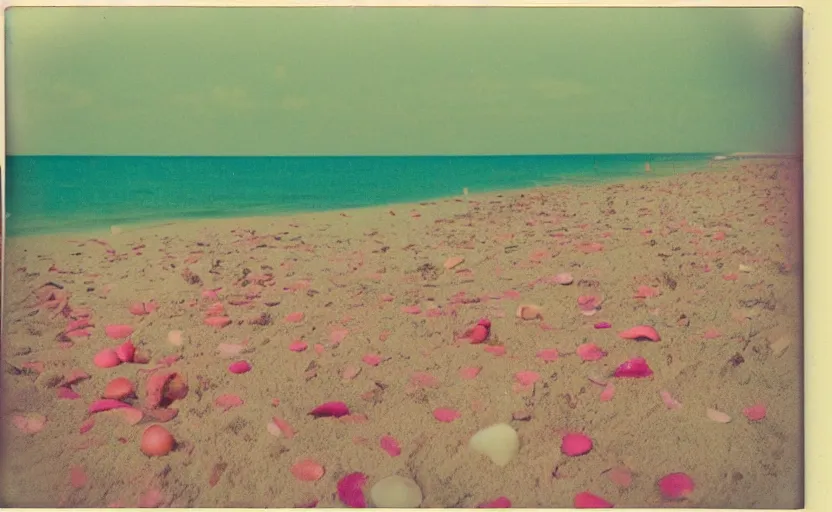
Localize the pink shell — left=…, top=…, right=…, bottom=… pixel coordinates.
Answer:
left=115, top=340, right=135, bottom=363
left=478, top=497, right=512, bottom=508
left=433, top=408, right=461, bottom=423
left=93, top=348, right=122, bottom=369
left=574, top=492, right=613, bottom=508
left=88, top=399, right=131, bottom=414
left=618, top=325, right=661, bottom=341
left=228, top=360, right=252, bottom=374
left=379, top=435, right=402, bottom=457
left=104, top=324, right=134, bottom=340
left=337, top=472, right=368, bottom=508
left=308, top=401, right=350, bottom=418
left=561, top=432, right=593, bottom=456
left=614, top=357, right=654, bottom=378
left=657, top=472, right=695, bottom=499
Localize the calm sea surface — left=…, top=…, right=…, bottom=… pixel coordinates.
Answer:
left=5, top=153, right=718, bottom=237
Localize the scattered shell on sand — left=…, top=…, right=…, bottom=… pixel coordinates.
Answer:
left=516, top=304, right=542, bottom=320
left=468, top=423, right=520, bottom=467
left=738, top=263, right=754, bottom=273
left=370, top=475, right=423, bottom=508
left=444, top=256, right=465, bottom=270
left=770, top=335, right=792, bottom=357
left=706, top=408, right=732, bottom=423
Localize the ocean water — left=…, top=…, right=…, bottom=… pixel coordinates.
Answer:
left=4, top=153, right=718, bottom=237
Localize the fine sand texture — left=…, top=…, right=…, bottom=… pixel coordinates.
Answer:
left=1, top=158, right=802, bottom=508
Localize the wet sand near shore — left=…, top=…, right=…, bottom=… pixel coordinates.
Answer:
left=0, top=158, right=802, bottom=508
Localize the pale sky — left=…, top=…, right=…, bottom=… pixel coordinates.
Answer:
left=5, top=7, right=802, bottom=156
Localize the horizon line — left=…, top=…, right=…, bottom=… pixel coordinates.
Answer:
left=5, top=151, right=753, bottom=159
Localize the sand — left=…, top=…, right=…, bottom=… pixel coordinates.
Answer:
left=0, top=158, right=802, bottom=508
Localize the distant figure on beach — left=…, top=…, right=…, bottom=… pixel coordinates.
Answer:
left=644, top=161, right=652, bottom=173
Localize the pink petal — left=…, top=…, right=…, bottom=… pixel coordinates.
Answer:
left=576, top=343, right=607, bottom=361
left=330, top=328, right=349, bottom=345
left=433, top=408, right=461, bottom=422
left=703, top=328, right=722, bottom=339
left=116, top=407, right=144, bottom=425
left=593, top=322, right=612, bottom=329
left=93, top=348, right=122, bottom=369
left=289, top=341, right=308, bottom=352
left=228, top=360, right=252, bottom=374
left=57, top=387, right=81, bottom=400
left=284, top=311, right=305, bottom=323
left=12, top=413, right=47, bottom=434
left=657, top=472, right=695, bottom=499
left=361, top=354, right=383, bottom=366
left=537, top=348, right=560, bottom=362
left=104, top=324, right=134, bottom=340
left=337, top=472, right=368, bottom=508
left=613, top=357, right=653, bottom=378
left=379, top=435, right=402, bottom=457
left=214, top=394, right=244, bottom=411
left=478, top=497, right=512, bottom=508
left=401, top=305, right=421, bottom=314
left=618, top=325, right=661, bottom=341
left=203, top=316, right=232, bottom=328
left=660, top=390, right=683, bottom=409
left=561, top=432, right=593, bottom=456
left=599, top=383, right=616, bottom=402
left=309, top=401, right=351, bottom=418
left=115, top=340, right=135, bottom=363
left=574, top=491, right=613, bottom=508
left=607, top=466, right=633, bottom=488
left=217, top=342, right=245, bottom=358
left=410, top=372, right=441, bottom=388
left=88, top=399, right=131, bottom=414
left=79, top=418, right=95, bottom=434
left=69, top=465, right=88, bottom=489
left=459, top=366, right=482, bottom=380
left=743, top=403, right=767, bottom=421
left=514, top=371, right=541, bottom=386
left=267, top=416, right=295, bottom=438
left=484, top=345, right=506, bottom=356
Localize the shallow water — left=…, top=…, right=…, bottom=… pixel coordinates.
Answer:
left=5, top=153, right=717, bottom=236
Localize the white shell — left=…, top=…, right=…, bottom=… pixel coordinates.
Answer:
left=469, top=423, right=520, bottom=467
left=370, top=475, right=423, bottom=508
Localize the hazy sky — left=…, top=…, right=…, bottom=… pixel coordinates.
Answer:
left=6, top=7, right=802, bottom=156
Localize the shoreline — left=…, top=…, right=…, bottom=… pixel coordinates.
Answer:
left=4, top=158, right=756, bottom=241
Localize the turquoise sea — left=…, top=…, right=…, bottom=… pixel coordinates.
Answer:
left=4, top=153, right=719, bottom=237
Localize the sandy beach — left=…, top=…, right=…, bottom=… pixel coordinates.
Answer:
left=0, top=158, right=802, bottom=508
